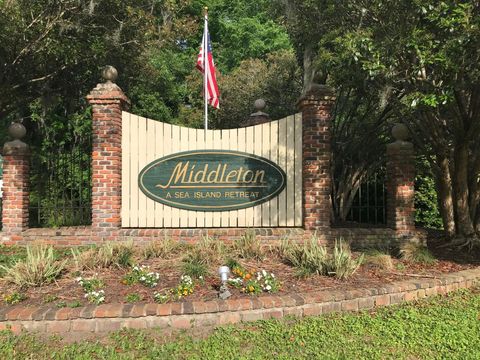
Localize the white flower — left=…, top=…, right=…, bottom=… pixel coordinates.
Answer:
left=262, top=270, right=267, bottom=277
left=266, top=285, right=272, bottom=291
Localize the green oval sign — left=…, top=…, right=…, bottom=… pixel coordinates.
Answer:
left=138, top=150, right=286, bottom=211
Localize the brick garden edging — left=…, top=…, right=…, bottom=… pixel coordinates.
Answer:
left=1, top=267, right=478, bottom=337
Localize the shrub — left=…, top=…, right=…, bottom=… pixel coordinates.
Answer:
left=141, top=238, right=179, bottom=260
left=71, top=241, right=134, bottom=270
left=0, top=245, right=66, bottom=287
left=233, top=230, right=264, bottom=260
left=400, top=242, right=437, bottom=265
left=279, top=236, right=329, bottom=276
left=364, top=250, right=394, bottom=270
left=328, top=240, right=364, bottom=280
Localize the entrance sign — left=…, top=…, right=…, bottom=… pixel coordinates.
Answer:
left=139, top=150, right=286, bottom=211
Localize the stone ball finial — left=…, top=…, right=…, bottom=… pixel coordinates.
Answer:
left=254, top=99, right=266, bottom=112
left=8, top=121, right=26, bottom=140
left=391, top=123, right=410, bottom=141
left=102, top=65, right=118, bottom=83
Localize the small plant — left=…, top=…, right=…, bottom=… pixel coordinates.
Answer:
left=56, top=301, right=67, bottom=308
left=400, top=242, right=437, bottom=265
left=76, top=276, right=104, bottom=292
left=76, top=275, right=106, bottom=304
left=3, top=292, right=26, bottom=305
left=43, top=294, right=59, bottom=304
left=328, top=240, right=364, bottom=280
left=182, top=250, right=209, bottom=279
left=244, top=279, right=262, bottom=295
left=395, top=262, right=406, bottom=271
left=85, top=290, right=105, bottom=305
left=256, top=270, right=281, bottom=293
left=122, top=265, right=160, bottom=288
left=153, top=292, right=170, bottom=304
left=174, top=275, right=195, bottom=298
left=0, top=245, right=66, bottom=287
left=125, top=293, right=142, bottom=303
left=233, top=230, right=264, bottom=260
left=67, top=300, right=82, bottom=308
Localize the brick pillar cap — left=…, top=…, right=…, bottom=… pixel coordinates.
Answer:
left=3, top=139, right=29, bottom=155
left=387, top=140, right=414, bottom=152
left=297, top=83, right=336, bottom=108
left=86, top=82, right=130, bottom=106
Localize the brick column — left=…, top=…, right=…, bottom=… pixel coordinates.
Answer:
left=2, top=122, right=30, bottom=233
left=86, top=66, right=130, bottom=230
left=386, top=124, right=415, bottom=233
left=298, top=84, right=336, bottom=230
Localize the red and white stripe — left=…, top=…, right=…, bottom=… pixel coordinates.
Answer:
left=196, top=22, right=220, bottom=109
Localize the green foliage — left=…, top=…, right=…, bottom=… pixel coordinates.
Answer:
left=280, top=236, right=329, bottom=276
left=1, top=289, right=480, bottom=358
left=0, top=246, right=26, bottom=277
left=122, top=265, right=160, bottom=288
left=280, top=237, right=363, bottom=279
left=400, top=242, right=437, bottom=265
left=415, top=173, right=443, bottom=229
left=141, top=238, right=180, bottom=260
left=125, top=293, right=142, bottom=303
left=233, top=230, right=264, bottom=261
left=0, top=245, right=66, bottom=287
left=3, top=292, right=26, bottom=305
left=71, top=242, right=134, bottom=271
left=329, top=240, right=364, bottom=280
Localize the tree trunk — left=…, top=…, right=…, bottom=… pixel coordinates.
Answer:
left=453, top=142, right=476, bottom=237
left=434, top=154, right=456, bottom=238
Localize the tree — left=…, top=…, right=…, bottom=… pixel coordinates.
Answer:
left=335, top=0, right=480, bottom=245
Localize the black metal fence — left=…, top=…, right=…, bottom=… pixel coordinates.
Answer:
left=345, top=173, right=386, bottom=225
left=29, top=140, right=92, bottom=228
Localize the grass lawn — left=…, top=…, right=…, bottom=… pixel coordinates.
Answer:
left=1, top=287, right=479, bottom=359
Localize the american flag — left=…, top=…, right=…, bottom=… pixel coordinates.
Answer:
left=196, top=24, right=220, bottom=109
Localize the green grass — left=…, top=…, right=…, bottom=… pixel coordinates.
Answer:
left=1, top=288, right=480, bottom=359
left=0, top=246, right=26, bottom=277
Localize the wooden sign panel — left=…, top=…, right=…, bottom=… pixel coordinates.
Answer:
left=138, top=150, right=286, bottom=211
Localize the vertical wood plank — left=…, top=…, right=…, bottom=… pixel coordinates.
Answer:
left=245, top=126, right=254, bottom=227
left=145, top=118, right=156, bottom=227
left=195, top=128, right=205, bottom=227
left=253, top=124, right=263, bottom=226
left=129, top=113, right=139, bottom=227
left=187, top=127, right=197, bottom=228
left=177, top=126, right=189, bottom=227
left=278, top=118, right=287, bottom=226
left=261, top=121, right=270, bottom=226
left=154, top=120, right=164, bottom=228
left=211, top=130, right=222, bottom=227
left=170, top=124, right=181, bottom=227
left=268, top=120, right=279, bottom=227
left=204, top=129, right=214, bottom=227
left=237, top=127, right=246, bottom=227
left=228, top=128, right=238, bottom=227
left=221, top=129, right=230, bottom=227
left=162, top=123, right=172, bottom=227
left=121, top=112, right=129, bottom=227
left=286, top=116, right=295, bottom=226
left=137, top=116, right=148, bottom=227
left=294, top=114, right=303, bottom=227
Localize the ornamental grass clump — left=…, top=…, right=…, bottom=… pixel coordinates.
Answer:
left=71, top=241, right=134, bottom=271
left=141, top=238, right=180, bottom=260
left=0, top=245, right=66, bottom=288
left=279, top=236, right=329, bottom=277
left=233, top=230, right=264, bottom=261
left=364, top=250, right=394, bottom=270
left=327, top=240, right=364, bottom=280
left=400, top=241, right=437, bottom=265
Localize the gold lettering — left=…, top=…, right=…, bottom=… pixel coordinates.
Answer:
left=156, top=162, right=189, bottom=189
left=226, top=170, right=238, bottom=182
left=194, top=164, right=208, bottom=183
left=243, top=170, right=254, bottom=183
left=253, top=170, right=265, bottom=184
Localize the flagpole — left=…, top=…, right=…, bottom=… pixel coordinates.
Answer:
left=203, top=7, right=209, bottom=131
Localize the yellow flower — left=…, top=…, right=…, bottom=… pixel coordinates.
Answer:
left=248, top=285, right=254, bottom=292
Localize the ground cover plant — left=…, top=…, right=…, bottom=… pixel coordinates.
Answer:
left=0, top=288, right=479, bottom=359
left=0, top=235, right=477, bottom=308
